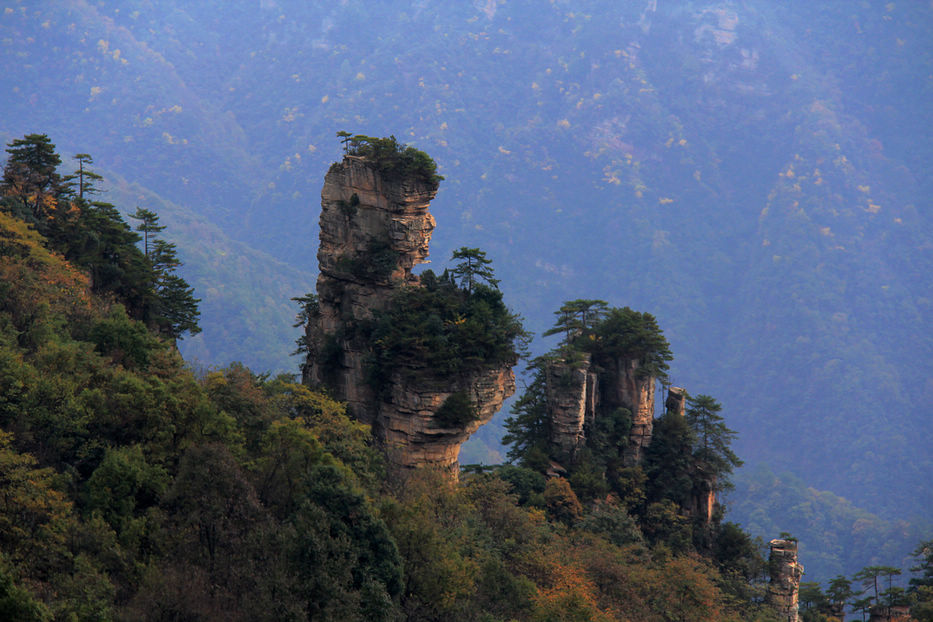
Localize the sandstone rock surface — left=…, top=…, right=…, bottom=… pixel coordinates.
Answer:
left=541, top=351, right=664, bottom=469
left=665, top=386, right=687, bottom=416
left=767, top=539, right=803, bottom=622
left=596, top=355, right=656, bottom=467
left=303, top=155, right=514, bottom=476
left=544, top=356, right=597, bottom=463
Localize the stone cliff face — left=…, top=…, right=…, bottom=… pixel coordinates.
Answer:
left=382, top=368, right=514, bottom=472
left=542, top=353, right=658, bottom=468
left=665, top=386, right=687, bottom=416
left=544, top=356, right=598, bottom=463
left=766, top=539, right=803, bottom=622
left=596, top=355, right=656, bottom=467
left=543, top=371, right=723, bottom=524
left=305, top=155, right=437, bottom=421
left=303, top=155, right=514, bottom=476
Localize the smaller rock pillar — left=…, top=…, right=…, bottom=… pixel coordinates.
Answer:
left=767, top=539, right=804, bottom=622
left=665, top=386, right=687, bottom=416
left=544, top=356, right=597, bottom=464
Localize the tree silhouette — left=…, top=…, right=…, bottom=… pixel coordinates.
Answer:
left=686, top=394, right=742, bottom=491
left=543, top=299, right=608, bottom=346
left=336, top=130, right=353, bottom=154
left=129, top=207, right=165, bottom=258
left=63, top=153, right=103, bottom=200
left=1, top=133, right=63, bottom=219
left=450, top=247, right=499, bottom=293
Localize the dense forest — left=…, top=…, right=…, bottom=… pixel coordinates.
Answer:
left=1, top=134, right=931, bottom=621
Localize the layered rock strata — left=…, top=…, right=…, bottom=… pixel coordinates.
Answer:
left=766, top=539, right=803, bottom=622
left=596, top=356, right=656, bottom=467
left=303, top=156, right=514, bottom=476
left=542, top=353, right=665, bottom=468
left=544, top=356, right=598, bottom=463
left=382, top=368, right=514, bottom=471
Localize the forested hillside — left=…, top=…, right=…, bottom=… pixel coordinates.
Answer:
left=3, top=130, right=933, bottom=620
left=1, top=0, right=930, bottom=583
left=0, top=133, right=784, bottom=622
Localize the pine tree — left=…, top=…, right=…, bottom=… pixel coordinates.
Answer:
left=62, top=153, right=103, bottom=200
left=336, top=130, right=353, bottom=154
left=685, top=394, right=742, bottom=491
left=154, top=273, right=201, bottom=340
left=148, top=238, right=200, bottom=340
left=129, top=207, right=166, bottom=258
left=450, top=247, right=499, bottom=293
left=503, top=358, right=551, bottom=470
left=543, top=299, right=608, bottom=347
left=1, top=134, right=64, bottom=220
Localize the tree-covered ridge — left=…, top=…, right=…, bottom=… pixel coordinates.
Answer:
left=0, top=134, right=200, bottom=343
left=0, top=190, right=400, bottom=617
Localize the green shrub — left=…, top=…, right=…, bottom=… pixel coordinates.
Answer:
left=346, top=134, right=444, bottom=188
left=434, top=391, right=476, bottom=428
left=335, top=238, right=399, bottom=282
left=365, top=270, right=526, bottom=393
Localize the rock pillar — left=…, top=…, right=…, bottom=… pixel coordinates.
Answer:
left=767, top=539, right=803, bottom=622
left=544, top=356, right=598, bottom=464
left=665, top=386, right=687, bottom=416
left=303, top=155, right=514, bottom=477
left=597, top=356, right=655, bottom=467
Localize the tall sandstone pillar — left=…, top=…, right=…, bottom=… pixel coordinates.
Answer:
left=303, top=155, right=514, bottom=477
left=544, top=356, right=598, bottom=464
left=594, top=356, right=655, bottom=467
left=767, top=539, right=803, bottom=622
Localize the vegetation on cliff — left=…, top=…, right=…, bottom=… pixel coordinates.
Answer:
left=364, top=249, right=527, bottom=399
left=504, top=300, right=742, bottom=554
left=340, top=133, right=443, bottom=189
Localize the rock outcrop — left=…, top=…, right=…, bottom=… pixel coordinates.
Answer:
left=382, top=368, right=514, bottom=472
left=665, top=386, right=687, bottom=416
left=305, top=155, right=437, bottom=421
left=541, top=352, right=662, bottom=468
left=596, top=355, right=656, bottom=467
left=544, top=356, right=598, bottom=463
left=544, top=355, right=672, bottom=466
left=767, top=539, right=803, bottom=622
left=303, top=155, right=514, bottom=476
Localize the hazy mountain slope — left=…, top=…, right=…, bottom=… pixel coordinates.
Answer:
left=98, top=172, right=315, bottom=373
left=1, top=0, right=930, bottom=562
